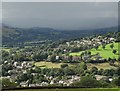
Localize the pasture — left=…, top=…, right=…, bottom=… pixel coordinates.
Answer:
left=70, top=42, right=120, bottom=59
left=0, top=47, right=10, bottom=52
left=34, top=62, right=74, bottom=68
left=34, top=61, right=119, bottom=70
left=34, top=61, right=64, bottom=68
left=87, top=62, right=120, bottom=70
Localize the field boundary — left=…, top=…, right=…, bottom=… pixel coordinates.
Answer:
left=2, top=86, right=110, bottom=91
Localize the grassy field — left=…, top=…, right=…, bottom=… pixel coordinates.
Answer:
left=34, top=62, right=75, bottom=68
left=87, top=62, right=120, bottom=70
left=4, top=88, right=120, bottom=91
left=35, top=61, right=119, bottom=70
left=0, top=47, right=10, bottom=52
left=70, top=42, right=120, bottom=60
left=35, top=62, right=64, bottom=68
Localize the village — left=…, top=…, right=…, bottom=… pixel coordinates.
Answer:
left=1, top=32, right=120, bottom=88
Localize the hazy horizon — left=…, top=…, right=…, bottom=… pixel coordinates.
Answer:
left=2, top=2, right=118, bottom=30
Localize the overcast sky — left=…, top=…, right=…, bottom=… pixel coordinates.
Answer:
left=2, top=2, right=118, bottom=30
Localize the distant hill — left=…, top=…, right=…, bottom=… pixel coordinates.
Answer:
left=2, top=25, right=118, bottom=45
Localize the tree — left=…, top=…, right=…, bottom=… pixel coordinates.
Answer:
left=32, top=53, right=48, bottom=61
left=102, top=45, right=106, bottom=50
left=68, top=55, right=73, bottom=63
left=112, top=67, right=120, bottom=86
left=80, top=62, right=87, bottom=70
left=98, top=69, right=104, bottom=75
left=72, top=76, right=101, bottom=87
left=109, top=59, right=115, bottom=65
left=90, top=67, right=98, bottom=74
left=80, top=52, right=84, bottom=59
left=2, top=50, right=9, bottom=59
left=64, top=67, right=75, bottom=76
left=88, top=51, right=91, bottom=55
left=49, top=55, right=56, bottom=62
left=2, top=64, right=13, bottom=76
left=95, top=45, right=99, bottom=50
left=117, top=67, right=120, bottom=75
left=1, top=78, right=17, bottom=88
left=103, top=69, right=115, bottom=76
left=18, top=73, right=29, bottom=82
left=61, top=64, right=68, bottom=68
left=112, top=50, right=117, bottom=54
left=14, top=53, right=26, bottom=61
left=33, top=74, right=47, bottom=83
left=110, top=44, right=114, bottom=49
left=112, top=77, right=120, bottom=86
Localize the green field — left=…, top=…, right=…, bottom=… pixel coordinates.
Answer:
left=70, top=42, right=120, bottom=59
left=4, top=88, right=120, bottom=91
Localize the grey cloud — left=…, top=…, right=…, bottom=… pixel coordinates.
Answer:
left=2, top=2, right=118, bottom=30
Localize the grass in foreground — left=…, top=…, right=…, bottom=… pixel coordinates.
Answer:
left=5, top=88, right=120, bottom=91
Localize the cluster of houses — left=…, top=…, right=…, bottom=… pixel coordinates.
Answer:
left=3, top=60, right=33, bottom=82
left=20, top=75, right=81, bottom=87
left=95, top=75, right=113, bottom=82
left=2, top=59, right=81, bottom=87
left=64, top=36, right=115, bottom=49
